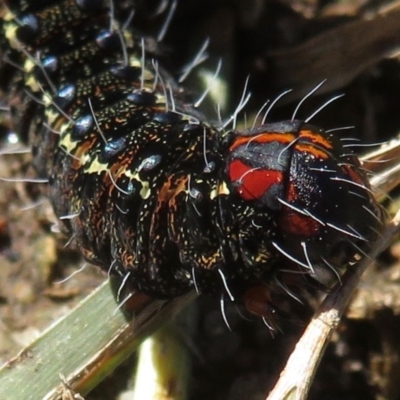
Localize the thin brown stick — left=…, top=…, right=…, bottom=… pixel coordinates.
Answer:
left=266, top=209, right=400, bottom=400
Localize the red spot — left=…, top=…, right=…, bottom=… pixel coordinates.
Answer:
left=341, top=164, right=367, bottom=187
left=228, top=159, right=283, bottom=200
left=286, top=181, right=298, bottom=203
left=280, top=183, right=321, bottom=236
left=242, top=285, right=275, bottom=318
left=280, top=210, right=321, bottom=237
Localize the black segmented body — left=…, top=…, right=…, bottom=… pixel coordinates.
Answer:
left=0, top=0, right=385, bottom=317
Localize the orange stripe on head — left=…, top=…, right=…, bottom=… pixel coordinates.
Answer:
left=229, top=132, right=296, bottom=152
left=295, top=143, right=329, bottom=159
left=299, top=129, right=333, bottom=150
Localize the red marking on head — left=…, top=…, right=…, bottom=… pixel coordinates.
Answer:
left=286, top=181, right=298, bottom=203
left=280, top=183, right=321, bottom=236
left=242, top=285, right=275, bottom=318
left=281, top=211, right=321, bottom=236
left=341, top=164, right=367, bottom=187
left=228, top=159, right=283, bottom=200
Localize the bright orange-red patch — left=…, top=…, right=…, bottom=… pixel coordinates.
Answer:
left=229, top=159, right=283, bottom=200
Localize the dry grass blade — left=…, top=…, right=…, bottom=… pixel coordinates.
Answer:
left=0, top=280, right=196, bottom=400
left=266, top=209, right=400, bottom=400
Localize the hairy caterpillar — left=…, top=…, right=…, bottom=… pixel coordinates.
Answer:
left=0, top=0, right=384, bottom=324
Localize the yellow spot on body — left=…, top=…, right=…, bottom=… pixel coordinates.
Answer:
left=123, top=170, right=151, bottom=199
left=210, top=181, right=230, bottom=199
left=123, top=31, right=134, bottom=48
left=84, top=156, right=109, bottom=174
left=45, top=104, right=61, bottom=125
left=24, top=58, right=36, bottom=74
left=4, top=18, right=19, bottom=49
left=3, top=11, right=15, bottom=22
left=59, top=128, right=84, bottom=155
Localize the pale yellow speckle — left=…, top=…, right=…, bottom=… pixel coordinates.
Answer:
left=123, top=170, right=151, bottom=199
left=84, top=156, right=109, bottom=174
left=4, top=18, right=19, bottom=49
left=210, top=181, right=230, bottom=199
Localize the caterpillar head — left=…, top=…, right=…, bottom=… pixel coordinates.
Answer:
left=224, top=120, right=385, bottom=287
